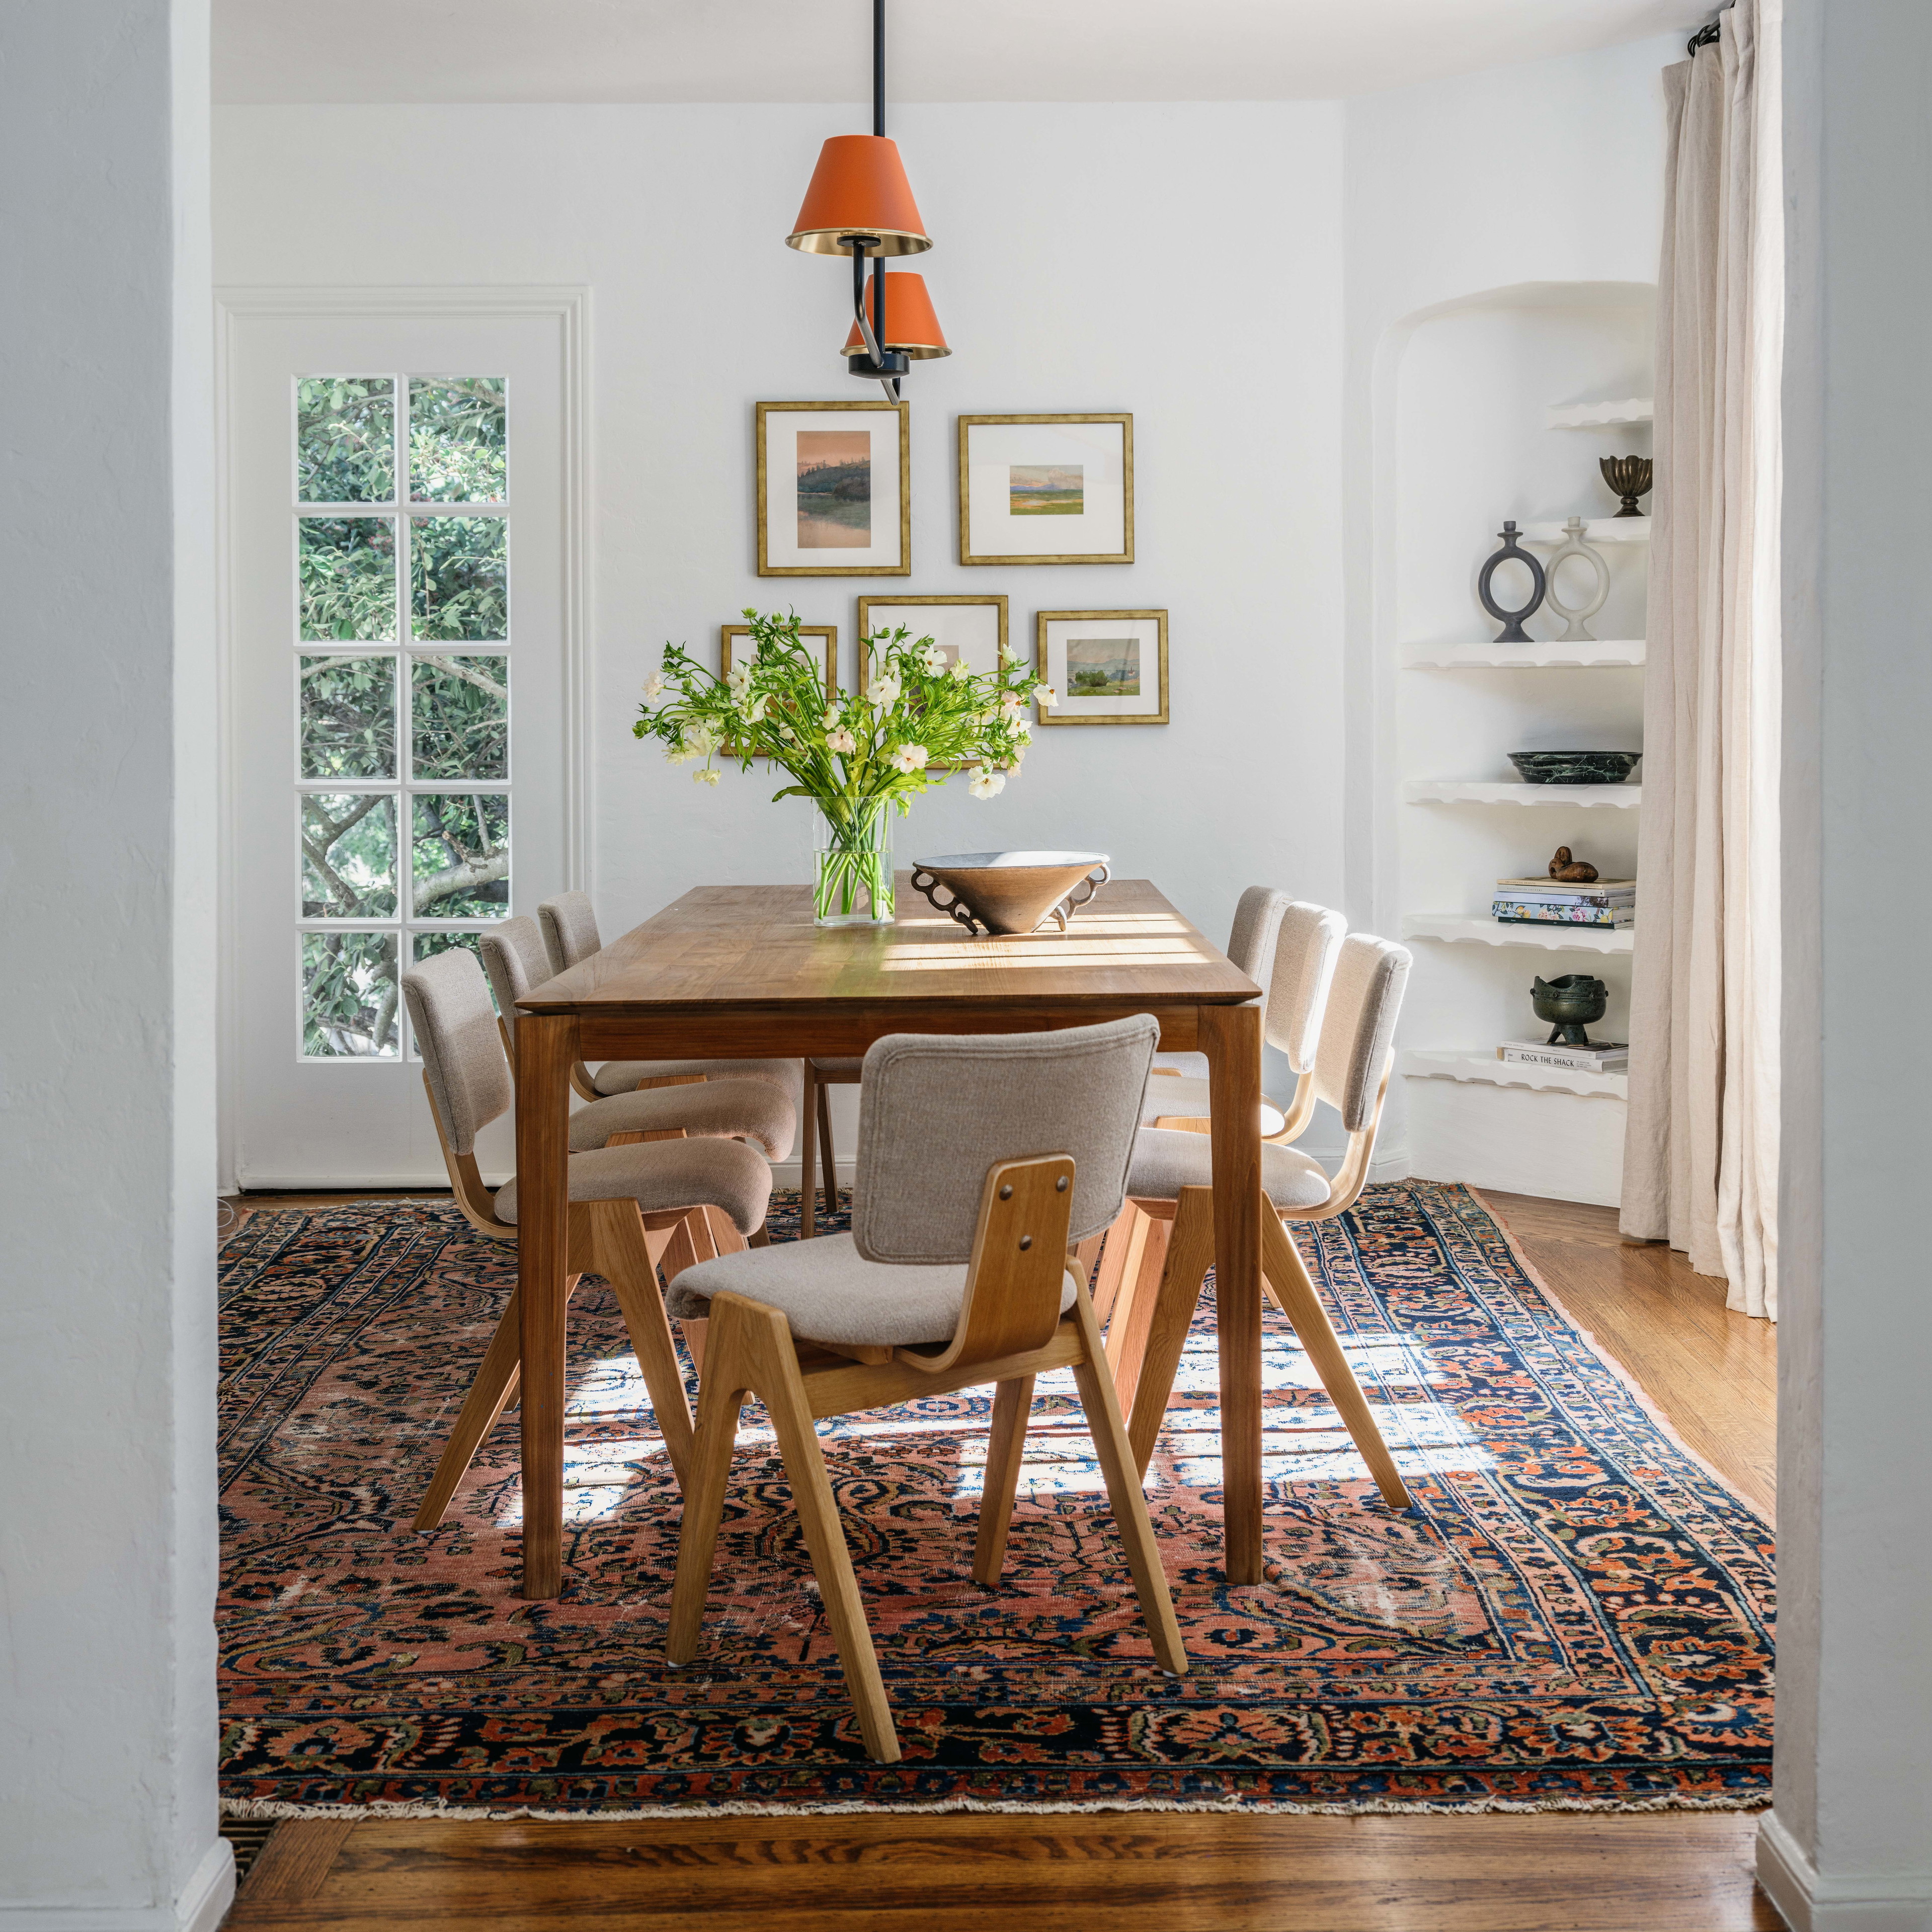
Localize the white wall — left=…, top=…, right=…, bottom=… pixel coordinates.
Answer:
left=0, top=3, right=231, bottom=1927
left=1761, top=2, right=1932, bottom=1925
left=213, top=100, right=1347, bottom=1134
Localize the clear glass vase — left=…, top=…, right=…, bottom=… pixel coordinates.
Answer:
left=813, top=800, right=895, bottom=926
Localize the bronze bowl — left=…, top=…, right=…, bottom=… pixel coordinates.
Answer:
left=1532, top=973, right=1609, bottom=1046
left=909, top=851, right=1111, bottom=937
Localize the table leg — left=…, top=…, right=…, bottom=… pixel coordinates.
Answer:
left=516, top=1012, right=576, bottom=1599
left=1201, top=1000, right=1264, bottom=1585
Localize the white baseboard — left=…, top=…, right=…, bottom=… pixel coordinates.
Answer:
left=1757, top=1811, right=1932, bottom=1932
left=0, top=1837, right=235, bottom=1932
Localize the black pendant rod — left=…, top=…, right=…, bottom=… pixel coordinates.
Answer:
left=873, top=0, right=886, bottom=136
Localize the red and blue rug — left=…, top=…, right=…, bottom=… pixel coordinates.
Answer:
left=216, top=1181, right=1773, bottom=1816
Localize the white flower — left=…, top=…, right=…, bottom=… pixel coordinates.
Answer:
left=778, top=724, right=797, bottom=743
left=741, top=693, right=770, bottom=723
left=643, top=672, right=666, bottom=700
left=694, top=766, right=720, bottom=786
left=821, top=705, right=843, bottom=731
left=868, top=674, right=901, bottom=709
left=827, top=727, right=857, bottom=754
left=666, top=740, right=697, bottom=765
left=999, top=690, right=1024, bottom=712
left=949, top=658, right=972, bottom=680
left=889, top=743, right=929, bottom=774
left=1010, top=719, right=1032, bottom=742
left=685, top=722, right=719, bottom=756
left=1034, top=684, right=1058, bottom=707
left=921, top=643, right=947, bottom=675
left=969, top=767, right=1006, bottom=799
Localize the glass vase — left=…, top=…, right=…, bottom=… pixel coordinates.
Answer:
left=813, top=800, right=895, bottom=926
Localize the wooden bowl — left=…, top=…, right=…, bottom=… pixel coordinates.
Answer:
left=909, top=850, right=1111, bottom=937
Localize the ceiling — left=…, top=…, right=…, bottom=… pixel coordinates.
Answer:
left=213, top=0, right=1713, bottom=105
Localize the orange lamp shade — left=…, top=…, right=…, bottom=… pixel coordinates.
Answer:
left=788, top=134, right=931, bottom=257
left=842, top=271, right=950, bottom=360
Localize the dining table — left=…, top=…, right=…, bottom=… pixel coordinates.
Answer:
left=511, top=874, right=1266, bottom=1599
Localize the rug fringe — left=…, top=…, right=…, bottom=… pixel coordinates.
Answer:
left=221, top=1791, right=1771, bottom=1823
left=1467, top=1186, right=1776, bottom=1531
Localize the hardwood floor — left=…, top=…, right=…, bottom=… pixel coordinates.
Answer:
left=221, top=1187, right=1781, bottom=1932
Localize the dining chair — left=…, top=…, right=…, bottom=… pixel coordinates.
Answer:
left=400, top=946, right=790, bottom=1533
left=797, top=1055, right=864, bottom=1238
left=533, top=891, right=802, bottom=1107
left=1106, top=933, right=1414, bottom=1513
left=660, top=1015, right=1190, bottom=1763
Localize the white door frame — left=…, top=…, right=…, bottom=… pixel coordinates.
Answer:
left=213, top=286, right=591, bottom=1193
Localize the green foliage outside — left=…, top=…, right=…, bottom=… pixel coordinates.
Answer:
left=301, top=931, right=398, bottom=1057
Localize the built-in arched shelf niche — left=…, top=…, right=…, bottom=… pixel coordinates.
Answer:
left=1380, top=281, right=1654, bottom=1206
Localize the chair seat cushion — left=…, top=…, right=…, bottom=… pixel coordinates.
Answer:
left=664, top=1232, right=1077, bottom=1347
left=1138, top=1074, right=1288, bottom=1138
left=1126, top=1129, right=1333, bottom=1210
left=590, top=1057, right=799, bottom=1098
left=495, top=1135, right=771, bottom=1235
left=572, top=1078, right=795, bottom=1162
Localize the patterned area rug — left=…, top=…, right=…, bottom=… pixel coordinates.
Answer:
left=217, top=1182, right=1773, bottom=1817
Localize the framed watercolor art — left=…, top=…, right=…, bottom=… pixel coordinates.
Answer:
left=855, top=595, right=1009, bottom=688
left=957, top=413, right=1134, bottom=566
left=1034, top=609, right=1168, bottom=726
left=756, top=399, right=910, bottom=577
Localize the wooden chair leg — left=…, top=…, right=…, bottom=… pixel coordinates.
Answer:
left=739, top=1295, right=900, bottom=1764
left=660, top=1203, right=718, bottom=1284
left=971, top=1374, right=1035, bottom=1586
left=584, top=1200, right=695, bottom=1489
left=1070, top=1284, right=1188, bottom=1678
left=665, top=1298, right=754, bottom=1666
left=412, top=1274, right=581, bottom=1532
left=1126, top=1188, right=1218, bottom=1480
left=816, top=1080, right=838, bottom=1226
left=1104, top=1212, right=1172, bottom=1416
left=799, top=1062, right=820, bottom=1240
left=1261, top=1212, right=1412, bottom=1510
left=1088, top=1203, right=1146, bottom=1329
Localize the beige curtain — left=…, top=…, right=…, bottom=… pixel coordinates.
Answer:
left=1621, top=0, right=1783, bottom=1319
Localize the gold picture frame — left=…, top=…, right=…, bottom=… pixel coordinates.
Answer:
left=1035, top=609, right=1169, bottom=727
left=719, top=622, right=837, bottom=757
left=756, top=399, right=911, bottom=578
left=957, top=413, right=1134, bottom=566
left=854, top=594, right=1009, bottom=692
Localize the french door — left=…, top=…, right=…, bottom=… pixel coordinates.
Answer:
left=221, top=298, right=582, bottom=1186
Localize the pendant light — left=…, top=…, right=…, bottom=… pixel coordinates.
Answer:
left=786, top=0, right=946, bottom=399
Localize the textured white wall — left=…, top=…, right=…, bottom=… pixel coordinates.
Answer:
left=0, top=2, right=230, bottom=1926
left=212, top=101, right=1348, bottom=1030
left=1764, top=1, right=1932, bottom=1924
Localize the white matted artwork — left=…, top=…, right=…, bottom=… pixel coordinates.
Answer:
left=856, top=595, right=1009, bottom=689
left=1035, top=609, right=1168, bottom=726
left=957, top=414, right=1133, bottom=566
left=757, top=399, right=910, bottom=577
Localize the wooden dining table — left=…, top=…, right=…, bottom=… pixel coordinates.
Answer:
left=511, top=875, right=1266, bottom=1599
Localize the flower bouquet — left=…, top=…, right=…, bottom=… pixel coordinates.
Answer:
left=634, top=609, right=1053, bottom=925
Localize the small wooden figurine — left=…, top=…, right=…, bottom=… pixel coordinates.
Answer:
left=1548, top=846, right=1599, bottom=882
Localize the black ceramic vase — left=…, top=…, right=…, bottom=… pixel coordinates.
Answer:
left=1532, top=974, right=1609, bottom=1046
left=1477, top=521, right=1547, bottom=644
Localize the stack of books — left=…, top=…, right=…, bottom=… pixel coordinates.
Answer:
left=1498, top=1038, right=1629, bottom=1073
left=1491, top=875, right=1636, bottom=928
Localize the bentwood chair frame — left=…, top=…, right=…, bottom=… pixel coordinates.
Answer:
left=1108, top=935, right=1415, bottom=1514
left=661, top=1017, right=1189, bottom=1763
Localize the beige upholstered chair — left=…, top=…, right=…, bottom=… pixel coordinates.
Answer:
left=662, top=1015, right=1189, bottom=1763
left=400, top=947, right=792, bottom=1533
left=1107, top=934, right=1415, bottom=1513
left=532, top=892, right=801, bottom=1109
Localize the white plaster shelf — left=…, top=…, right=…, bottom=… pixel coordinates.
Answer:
left=1544, top=397, right=1654, bottom=430
left=1519, top=518, right=1651, bottom=544
left=1400, top=1050, right=1629, bottom=1099
left=1403, top=780, right=1643, bottom=808
left=1402, top=640, right=1646, bottom=669
left=1401, top=913, right=1635, bottom=954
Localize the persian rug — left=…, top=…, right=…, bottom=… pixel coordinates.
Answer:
left=217, top=1181, right=1773, bottom=1818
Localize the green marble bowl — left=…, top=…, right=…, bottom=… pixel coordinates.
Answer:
left=1507, top=750, right=1643, bottom=785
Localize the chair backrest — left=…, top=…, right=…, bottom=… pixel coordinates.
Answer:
left=400, top=947, right=512, bottom=1156
left=537, top=891, right=601, bottom=976
left=1223, top=889, right=1346, bottom=1073
left=851, top=1014, right=1159, bottom=1266
left=1313, top=934, right=1411, bottom=1134
left=479, top=915, right=550, bottom=1018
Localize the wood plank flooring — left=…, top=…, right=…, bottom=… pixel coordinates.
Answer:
left=221, top=1187, right=1781, bottom=1932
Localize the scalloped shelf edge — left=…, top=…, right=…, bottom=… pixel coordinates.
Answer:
left=1401, top=914, right=1635, bottom=953
left=1399, top=1050, right=1629, bottom=1099
left=1545, top=398, right=1655, bottom=429
left=1402, top=781, right=1643, bottom=808
left=1402, top=641, right=1646, bottom=669
left=1519, top=518, right=1651, bottom=544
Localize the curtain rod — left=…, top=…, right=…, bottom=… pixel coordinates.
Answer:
left=1687, top=4, right=1732, bottom=55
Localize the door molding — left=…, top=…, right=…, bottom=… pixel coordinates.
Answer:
left=212, top=286, right=591, bottom=1191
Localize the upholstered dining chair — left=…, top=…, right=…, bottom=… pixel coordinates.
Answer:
left=660, top=1015, right=1190, bottom=1764
left=534, top=890, right=802, bottom=1108
left=1106, top=934, right=1415, bottom=1513
left=797, top=1055, right=864, bottom=1237
left=400, top=946, right=792, bottom=1534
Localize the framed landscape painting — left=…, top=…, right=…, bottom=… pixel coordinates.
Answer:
left=1034, top=609, right=1168, bottom=726
left=756, top=400, right=910, bottom=577
left=957, top=413, right=1133, bottom=566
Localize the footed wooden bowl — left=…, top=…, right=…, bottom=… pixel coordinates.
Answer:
left=909, top=850, right=1111, bottom=937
